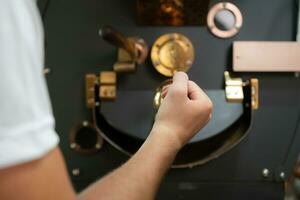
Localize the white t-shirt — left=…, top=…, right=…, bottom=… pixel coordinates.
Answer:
left=0, top=0, right=59, bottom=169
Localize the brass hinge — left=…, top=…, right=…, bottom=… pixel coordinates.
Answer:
left=85, top=71, right=117, bottom=108
left=224, top=71, right=259, bottom=110
left=99, top=71, right=117, bottom=100
left=224, top=71, right=244, bottom=102
left=85, top=74, right=98, bottom=108
left=250, top=78, right=259, bottom=110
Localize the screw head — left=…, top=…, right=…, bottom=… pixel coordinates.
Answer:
left=279, top=172, right=285, bottom=180
left=82, top=121, right=89, bottom=127
left=72, top=168, right=80, bottom=176
left=262, top=168, right=269, bottom=178
left=43, top=68, right=51, bottom=75
left=70, top=143, right=77, bottom=149
left=95, top=143, right=102, bottom=150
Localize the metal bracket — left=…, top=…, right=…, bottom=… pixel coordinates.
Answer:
left=99, top=71, right=117, bottom=100
left=224, top=71, right=259, bottom=110
left=113, top=38, right=137, bottom=72
left=85, top=71, right=117, bottom=108
left=113, top=37, right=148, bottom=73
left=85, top=74, right=98, bottom=108
left=250, top=78, right=259, bottom=110
left=100, top=26, right=148, bottom=73
left=224, top=71, right=244, bottom=102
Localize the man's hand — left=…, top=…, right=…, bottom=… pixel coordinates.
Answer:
left=86, top=72, right=213, bottom=200
left=152, top=72, right=213, bottom=151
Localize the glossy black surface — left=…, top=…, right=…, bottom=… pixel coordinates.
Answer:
left=101, top=90, right=243, bottom=142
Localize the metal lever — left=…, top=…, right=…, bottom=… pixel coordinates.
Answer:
left=100, top=25, right=137, bottom=60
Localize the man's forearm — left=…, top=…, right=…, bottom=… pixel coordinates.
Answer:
left=79, top=127, right=178, bottom=200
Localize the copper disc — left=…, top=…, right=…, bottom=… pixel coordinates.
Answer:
left=151, top=33, right=194, bottom=77
left=207, top=2, right=243, bottom=39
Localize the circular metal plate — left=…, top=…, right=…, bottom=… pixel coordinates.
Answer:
left=151, top=33, right=194, bottom=77
left=207, top=2, right=243, bottom=38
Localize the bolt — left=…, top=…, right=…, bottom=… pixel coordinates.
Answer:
left=95, top=143, right=102, bottom=150
left=279, top=172, right=285, bottom=180
left=95, top=102, right=100, bottom=106
left=295, top=72, right=299, bottom=78
left=262, top=168, right=269, bottom=178
left=70, top=143, right=77, bottom=149
left=72, top=168, right=80, bottom=176
left=43, top=68, right=51, bottom=75
left=82, top=121, right=89, bottom=127
left=98, top=29, right=102, bottom=36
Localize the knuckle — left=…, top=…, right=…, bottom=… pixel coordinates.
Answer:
left=176, top=71, right=188, bottom=78
left=189, top=80, right=196, bottom=85
left=203, top=99, right=213, bottom=114
left=169, top=87, right=185, bottom=97
left=195, top=98, right=213, bottom=115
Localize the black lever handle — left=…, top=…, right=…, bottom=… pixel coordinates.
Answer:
left=100, top=25, right=136, bottom=59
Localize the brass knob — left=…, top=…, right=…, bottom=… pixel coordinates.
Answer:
left=153, top=79, right=173, bottom=109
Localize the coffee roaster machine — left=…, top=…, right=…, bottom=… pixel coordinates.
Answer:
left=39, top=0, right=300, bottom=199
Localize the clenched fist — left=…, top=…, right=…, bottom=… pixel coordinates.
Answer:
left=151, top=72, right=213, bottom=152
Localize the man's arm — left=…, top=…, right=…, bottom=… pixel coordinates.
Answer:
left=0, top=148, right=76, bottom=200
left=0, top=72, right=212, bottom=200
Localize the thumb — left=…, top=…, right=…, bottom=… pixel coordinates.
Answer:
left=169, top=72, right=189, bottom=96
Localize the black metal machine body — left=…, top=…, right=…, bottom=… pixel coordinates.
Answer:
left=38, top=0, right=300, bottom=199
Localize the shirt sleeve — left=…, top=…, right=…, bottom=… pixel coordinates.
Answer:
left=0, top=0, right=59, bottom=169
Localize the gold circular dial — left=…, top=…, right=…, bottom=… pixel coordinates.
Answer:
left=151, top=33, right=194, bottom=77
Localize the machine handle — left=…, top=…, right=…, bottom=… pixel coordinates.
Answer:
left=100, top=25, right=136, bottom=59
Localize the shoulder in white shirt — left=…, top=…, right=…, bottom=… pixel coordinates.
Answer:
left=0, top=0, right=59, bottom=169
